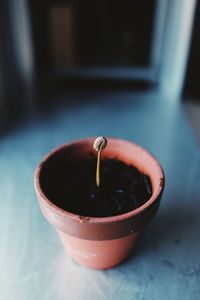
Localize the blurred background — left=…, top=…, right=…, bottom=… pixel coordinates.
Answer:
left=0, top=1, right=200, bottom=300
left=0, top=0, right=199, bottom=131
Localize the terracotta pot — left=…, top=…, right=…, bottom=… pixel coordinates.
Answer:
left=34, top=138, right=164, bottom=269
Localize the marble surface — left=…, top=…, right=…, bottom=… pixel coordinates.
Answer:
left=0, top=90, right=200, bottom=300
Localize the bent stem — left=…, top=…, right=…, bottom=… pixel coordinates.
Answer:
left=93, top=136, right=107, bottom=188
left=96, top=151, right=101, bottom=187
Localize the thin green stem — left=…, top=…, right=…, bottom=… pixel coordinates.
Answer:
left=96, top=151, right=101, bottom=187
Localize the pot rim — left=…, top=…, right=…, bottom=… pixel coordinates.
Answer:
left=34, top=137, right=165, bottom=224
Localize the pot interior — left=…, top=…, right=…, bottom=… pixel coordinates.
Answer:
left=38, top=139, right=163, bottom=217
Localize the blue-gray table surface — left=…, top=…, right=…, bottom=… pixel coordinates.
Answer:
left=0, top=91, right=200, bottom=300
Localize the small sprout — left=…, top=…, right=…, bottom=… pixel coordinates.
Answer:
left=93, top=137, right=107, bottom=187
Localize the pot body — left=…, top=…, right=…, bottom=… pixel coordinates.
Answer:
left=58, top=230, right=139, bottom=269
left=34, top=138, right=164, bottom=269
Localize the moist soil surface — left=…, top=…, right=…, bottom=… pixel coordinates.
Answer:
left=41, top=158, right=152, bottom=217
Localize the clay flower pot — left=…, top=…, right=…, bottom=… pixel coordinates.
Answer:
left=34, top=138, right=164, bottom=270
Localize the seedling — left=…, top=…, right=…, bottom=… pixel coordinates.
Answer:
left=93, top=137, right=107, bottom=187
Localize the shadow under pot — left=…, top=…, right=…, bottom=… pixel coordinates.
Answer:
left=34, top=137, right=165, bottom=269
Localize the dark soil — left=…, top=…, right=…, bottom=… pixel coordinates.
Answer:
left=41, top=157, right=152, bottom=217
